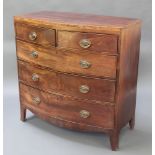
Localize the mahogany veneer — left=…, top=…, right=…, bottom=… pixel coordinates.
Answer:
left=14, top=11, right=141, bottom=150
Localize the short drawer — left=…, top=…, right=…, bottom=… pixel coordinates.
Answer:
left=20, top=83, right=114, bottom=129
left=18, top=60, right=116, bottom=103
left=16, top=40, right=117, bottom=79
left=15, top=23, right=56, bottom=47
left=58, top=31, right=118, bottom=54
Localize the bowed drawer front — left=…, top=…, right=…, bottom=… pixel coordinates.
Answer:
left=18, top=60, right=116, bottom=102
left=16, top=40, right=117, bottom=78
left=15, top=23, right=56, bottom=47
left=58, top=31, right=118, bottom=54
left=20, top=83, right=115, bottom=129
left=14, top=11, right=141, bottom=151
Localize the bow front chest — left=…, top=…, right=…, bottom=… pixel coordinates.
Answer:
left=14, top=11, right=141, bottom=150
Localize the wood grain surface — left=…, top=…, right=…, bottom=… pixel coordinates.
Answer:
left=20, top=83, right=114, bottom=129
left=18, top=60, right=116, bottom=102
left=14, top=11, right=141, bottom=34
left=58, top=31, right=118, bottom=53
left=16, top=40, right=117, bottom=78
left=15, top=23, right=56, bottom=47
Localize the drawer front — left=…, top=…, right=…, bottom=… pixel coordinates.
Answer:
left=20, top=83, right=114, bottom=129
left=15, top=23, right=56, bottom=47
left=18, top=60, right=116, bottom=102
left=16, top=40, right=117, bottom=78
left=58, top=31, right=118, bottom=54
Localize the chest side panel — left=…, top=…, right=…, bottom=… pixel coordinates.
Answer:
left=115, top=23, right=141, bottom=129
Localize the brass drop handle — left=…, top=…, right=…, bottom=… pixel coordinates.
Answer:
left=30, top=51, right=38, bottom=58
left=79, top=85, right=90, bottom=94
left=32, top=73, right=39, bottom=81
left=80, top=60, right=91, bottom=69
left=29, top=32, right=37, bottom=41
left=79, top=39, right=91, bottom=49
left=80, top=110, right=90, bottom=118
left=32, top=97, right=41, bottom=105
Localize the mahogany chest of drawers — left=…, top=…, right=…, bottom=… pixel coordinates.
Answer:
left=14, top=11, right=141, bottom=150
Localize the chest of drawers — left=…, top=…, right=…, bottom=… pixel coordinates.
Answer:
left=14, top=11, right=141, bottom=150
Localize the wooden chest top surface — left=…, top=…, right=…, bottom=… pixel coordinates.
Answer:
left=14, top=11, right=141, bottom=33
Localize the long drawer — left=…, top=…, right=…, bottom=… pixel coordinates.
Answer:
left=16, top=40, right=117, bottom=78
left=18, top=60, right=116, bottom=103
left=20, top=83, right=114, bottom=129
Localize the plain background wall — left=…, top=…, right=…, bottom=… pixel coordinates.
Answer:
left=4, top=1, right=152, bottom=155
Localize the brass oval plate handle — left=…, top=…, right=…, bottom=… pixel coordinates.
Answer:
left=79, top=85, right=90, bottom=94
left=29, top=32, right=37, bottom=41
left=80, top=110, right=90, bottom=118
left=30, top=51, right=38, bottom=58
left=32, top=97, right=41, bottom=105
left=32, top=73, right=39, bottom=81
left=80, top=60, right=91, bottom=69
left=79, top=39, right=91, bottom=49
